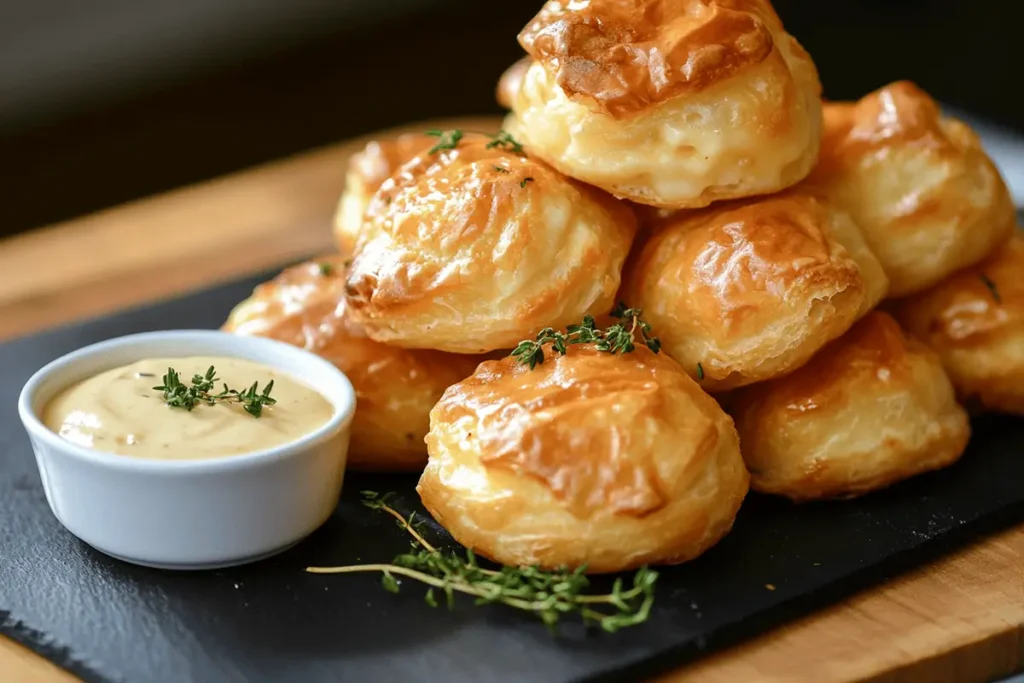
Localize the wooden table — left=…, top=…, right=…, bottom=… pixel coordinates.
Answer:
left=2, top=117, right=1024, bottom=683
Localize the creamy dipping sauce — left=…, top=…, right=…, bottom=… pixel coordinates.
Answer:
left=43, top=356, right=334, bottom=460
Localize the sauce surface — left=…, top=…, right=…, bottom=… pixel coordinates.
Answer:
left=43, top=356, right=334, bottom=460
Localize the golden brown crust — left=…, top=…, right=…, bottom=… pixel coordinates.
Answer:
left=892, top=233, right=1024, bottom=415
left=418, top=345, right=748, bottom=572
left=620, top=190, right=888, bottom=391
left=223, top=256, right=481, bottom=472
left=519, top=0, right=779, bottom=117
left=731, top=312, right=970, bottom=501
left=496, top=57, right=531, bottom=109
left=805, top=81, right=1015, bottom=296
left=332, top=133, right=435, bottom=256
left=508, top=0, right=822, bottom=208
left=344, top=132, right=637, bottom=353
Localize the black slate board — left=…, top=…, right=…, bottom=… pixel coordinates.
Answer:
left=2, top=270, right=1024, bottom=683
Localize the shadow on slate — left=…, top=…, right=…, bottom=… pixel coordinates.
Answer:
left=1, top=265, right=1024, bottom=683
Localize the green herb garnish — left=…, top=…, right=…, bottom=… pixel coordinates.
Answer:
left=519, top=177, right=534, bottom=188
left=317, top=262, right=334, bottom=276
left=511, top=303, right=661, bottom=370
left=153, top=366, right=277, bottom=418
left=426, top=129, right=463, bottom=154
left=493, top=165, right=510, bottom=173
left=696, top=362, right=705, bottom=381
left=980, top=273, right=1001, bottom=304
left=486, top=130, right=525, bottom=155
left=226, top=380, right=278, bottom=418
left=307, top=492, right=658, bottom=633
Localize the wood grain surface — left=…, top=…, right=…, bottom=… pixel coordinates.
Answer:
left=1, top=117, right=1023, bottom=683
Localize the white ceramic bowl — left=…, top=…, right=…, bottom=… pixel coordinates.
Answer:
left=18, top=330, right=356, bottom=570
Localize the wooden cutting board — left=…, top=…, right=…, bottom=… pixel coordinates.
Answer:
left=1, top=116, right=1023, bottom=683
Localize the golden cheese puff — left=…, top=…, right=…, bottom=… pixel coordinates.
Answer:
left=806, top=81, right=1015, bottom=297
left=620, top=190, right=889, bottom=392
left=508, top=0, right=823, bottom=209
left=332, top=133, right=435, bottom=256
left=345, top=132, right=637, bottom=354
left=731, top=312, right=970, bottom=501
left=496, top=57, right=531, bottom=109
left=892, top=233, right=1024, bottom=415
left=223, top=256, right=481, bottom=472
left=418, top=344, right=749, bottom=573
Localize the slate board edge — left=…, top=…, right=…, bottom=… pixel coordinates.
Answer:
left=578, top=497, right=1024, bottom=683
left=3, top=248, right=1024, bottom=683
left=0, top=611, right=108, bottom=683
left=5, top=486, right=1024, bottom=683
left=0, top=261, right=300, bottom=683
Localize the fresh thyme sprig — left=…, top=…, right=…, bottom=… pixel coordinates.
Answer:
left=426, top=129, right=464, bottom=154
left=424, top=129, right=524, bottom=157
left=152, top=367, right=197, bottom=409
left=979, top=273, right=1001, bottom=304
left=225, top=380, right=278, bottom=418
left=511, top=302, right=661, bottom=370
left=486, top=130, right=525, bottom=154
left=307, top=492, right=658, bottom=633
left=153, top=366, right=277, bottom=418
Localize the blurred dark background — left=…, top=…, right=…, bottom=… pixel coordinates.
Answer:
left=0, top=0, right=1019, bottom=236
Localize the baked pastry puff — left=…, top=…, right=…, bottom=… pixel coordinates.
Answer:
left=223, top=256, right=481, bottom=472
left=806, top=81, right=1015, bottom=297
left=496, top=57, right=530, bottom=109
left=418, top=345, right=749, bottom=573
left=731, top=312, right=971, bottom=501
left=345, top=131, right=637, bottom=353
left=893, top=233, right=1024, bottom=415
left=507, top=0, right=823, bottom=209
left=332, top=133, right=434, bottom=256
left=620, top=190, right=889, bottom=391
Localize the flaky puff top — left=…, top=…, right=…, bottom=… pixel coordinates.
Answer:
left=223, top=257, right=356, bottom=350
left=893, top=233, right=1024, bottom=415
left=333, top=133, right=435, bottom=256
left=731, top=312, right=970, bottom=501
left=620, top=190, right=888, bottom=391
left=419, top=345, right=748, bottom=572
left=519, top=0, right=792, bottom=118
left=807, top=81, right=1015, bottom=296
left=223, top=256, right=480, bottom=471
left=345, top=132, right=637, bottom=354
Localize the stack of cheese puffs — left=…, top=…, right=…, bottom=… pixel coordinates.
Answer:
left=223, top=0, right=1022, bottom=574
